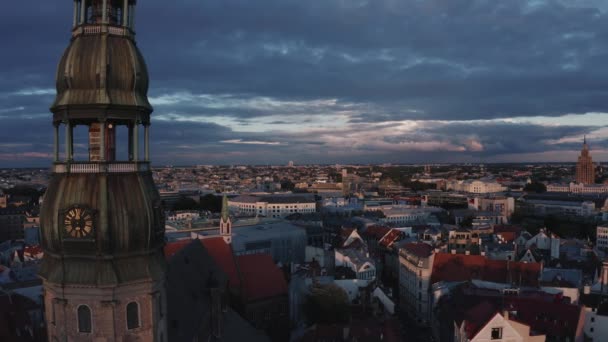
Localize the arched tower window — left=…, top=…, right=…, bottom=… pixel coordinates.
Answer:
left=77, top=305, right=92, bottom=333
left=127, top=301, right=140, bottom=330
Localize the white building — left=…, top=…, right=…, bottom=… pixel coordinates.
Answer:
left=166, top=210, right=201, bottom=222
left=547, top=182, right=608, bottom=194
left=597, top=225, right=608, bottom=250
left=578, top=306, right=608, bottom=342
left=399, top=242, right=435, bottom=326
left=378, top=206, right=443, bottom=226
left=335, top=230, right=376, bottom=282
left=446, top=179, right=507, bottom=194
left=468, top=196, right=515, bottom=219
left=523, top=229, right=560, bottom=259
left=519, top=198, right=596, bottom=217
left=229, top=194, right=316, bottom=218
left=455, top=311, right=545, bottom=342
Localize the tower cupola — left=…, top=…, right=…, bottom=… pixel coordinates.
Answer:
left=39, top=2, right=167, bottom=341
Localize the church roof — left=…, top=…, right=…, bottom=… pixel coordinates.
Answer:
left=237, top=254, right=287, bottom=302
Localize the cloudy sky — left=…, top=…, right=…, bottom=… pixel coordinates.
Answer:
left=2, top=0, right=608, bottom=166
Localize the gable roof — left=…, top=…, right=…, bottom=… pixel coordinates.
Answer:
left=431, top=253, right=541, bottom=286
left=402, top=242, right=434, bottom=258
left=200, top=237, right=241, bottom=291
left=165, top=238, right=241, bottom=291
left=379, top=229, right=404, bottom=248
left=237, top=254, right=287, bottom=302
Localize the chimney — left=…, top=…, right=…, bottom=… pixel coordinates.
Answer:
left=603, top=261, right=608, bottom=286
left=451, top=249, right=456, bottom=254
left=584, top=285, right=591, bottom=295
left=503, top=310, right=509, bottom=320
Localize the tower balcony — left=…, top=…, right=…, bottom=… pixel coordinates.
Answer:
left=71, top=24, right=134, bottom=39
left=52, top=161, right=150, bottom=174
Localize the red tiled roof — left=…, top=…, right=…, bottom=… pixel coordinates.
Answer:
left=461, top=301, right=497, bottom=339
left=379, top=229, right=403, bottom=248
left=364, top=226, right=391, bottom=240
left=24, top=245, right=43, bottom=256
left=200, top=237, right=241, bottom=290
left=496, top=231, right=517, bottom=243
left=237, top=253, right=287, bottom=302
left=164, top=239, right=192, bottom=259
left=431, top=253, right=541, bottom=286
left=165, top=238, right=242, bottom=291
left=451, top=290, right=579, bottom=339
left=505, top=297, right=580, bottom=338
left=494, top=225, right=523, bottom=234
left=403, top=242, right=434, bottom=258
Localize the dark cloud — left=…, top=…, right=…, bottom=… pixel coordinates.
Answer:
left=1, top=0, right=608, bottom=166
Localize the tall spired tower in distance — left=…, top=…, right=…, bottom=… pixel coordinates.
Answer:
left=39, top=1, right=167, bottom=341
left=576, top=136, right=596, bottom=184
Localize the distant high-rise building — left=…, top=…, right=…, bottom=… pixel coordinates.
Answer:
left=288, top=160, right=294, bottom=167
left=576, top=136, right=596, bottom=184
left=39, top=1, right=167, bottom=340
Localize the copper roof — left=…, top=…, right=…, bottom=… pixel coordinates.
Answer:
left=52, top=33, right=152, bottom=122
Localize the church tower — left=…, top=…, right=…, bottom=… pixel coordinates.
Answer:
left=39, top=1, right=167, bottom=341
left=576, top=136, right=596, bottom=184
left=220, top=195, right=232, bottom=244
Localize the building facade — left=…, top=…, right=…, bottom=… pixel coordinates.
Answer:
left=445, top=179, right=506, bottom=194
left=399, top=243, right=434, bottom=326
left=229, top=195, right=316, bottom=218
left=547, top=182, right=608, bottom=194
left=39, top=1, right=167, bottom=341
left=576, top=137, right=596, bottom=184
left=597, top=225, right=608, bottom=250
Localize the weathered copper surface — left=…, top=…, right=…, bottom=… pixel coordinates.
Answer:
left=52, top=32, right=152, bottom=122
left=39, top=172, right=165, bottom=285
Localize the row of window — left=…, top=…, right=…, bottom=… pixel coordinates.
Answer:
left=76, top=302, right=140, bottom=333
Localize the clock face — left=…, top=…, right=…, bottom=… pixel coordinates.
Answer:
left=63, top=207, right=94, bottom=239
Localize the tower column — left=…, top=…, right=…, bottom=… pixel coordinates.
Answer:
left=80, top=0, right=87, bottom=24
left=100, top=121, right=106, bottom=162
left=102, top=0, right=108, bottom=24
left=73, top=0, right=79, bottom=27
left=53, top=123, right=59, bottom=162
left=128, top=124, right=134, bottom=161
left=123, top=0, right=129, bottom=27
left=133, top=121, right=139, bottom=162
left=64, top=121, right=73, bottom=161
left=144, top=123, right=150, bottom=162
left=130, top=4, right=136, bottom=29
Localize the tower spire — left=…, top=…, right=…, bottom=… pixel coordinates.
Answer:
left=39, top=2, right=166, bottom=341
left=220, top=195, right=232, bottom=244
left=221, top=195, right=229, bottom=221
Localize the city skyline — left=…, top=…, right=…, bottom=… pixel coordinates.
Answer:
left=3, top=1, right=608, bottom=167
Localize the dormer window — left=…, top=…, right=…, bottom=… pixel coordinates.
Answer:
left=491, top=327, right=502, bottom=340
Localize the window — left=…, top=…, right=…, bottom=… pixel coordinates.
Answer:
left=158, top=297, right=163, bottom=318
left=127, top=302, right=140, bottom=330
left=51, top=301, right=56, bottom=325
left=77, top=305, right=92, bottom=333
left=491, top=328, right=502, bottom=340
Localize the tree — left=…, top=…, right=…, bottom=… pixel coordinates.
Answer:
left=524, top=182, right=547, bottom=193
left=199, top=194, right=222, bottom=212
left=280, top=178, right=295, bottom=191
left=303, top=283, right=351, bottom=325
left=459, top=216, right=474, bottom=228
left=171, top=196, right=199, bottom=211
